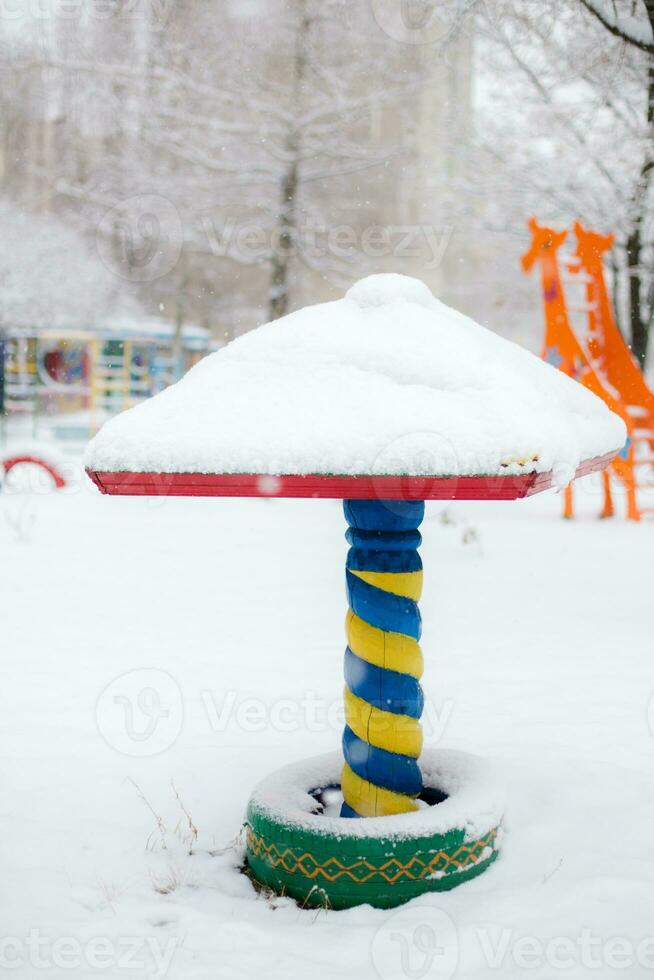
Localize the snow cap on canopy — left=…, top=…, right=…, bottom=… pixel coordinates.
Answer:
left=85, top=274, right=625, bottom=486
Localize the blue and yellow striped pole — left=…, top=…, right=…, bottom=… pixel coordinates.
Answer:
left=341, top=499, right=425, bottom=818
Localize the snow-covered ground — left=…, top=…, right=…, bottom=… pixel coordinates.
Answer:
left=2, top=459, right=654, bottom=979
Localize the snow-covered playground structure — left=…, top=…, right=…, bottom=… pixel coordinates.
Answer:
left=85, top=274, right=622, bottom=908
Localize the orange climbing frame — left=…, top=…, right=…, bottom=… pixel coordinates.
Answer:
left=573, top=221, right=654, bottom=447
left=522, top=218, right=641, bottom=520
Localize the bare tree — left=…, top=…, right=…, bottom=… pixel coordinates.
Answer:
left=135, top=0, right=418, bottom=321
left=2, top=0, right=419, bottom=330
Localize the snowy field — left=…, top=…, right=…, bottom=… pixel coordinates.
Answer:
left=2, top=459, right=654, bottom=980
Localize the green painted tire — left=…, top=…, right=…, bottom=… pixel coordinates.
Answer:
left=245, top=749, right=504, bottom=910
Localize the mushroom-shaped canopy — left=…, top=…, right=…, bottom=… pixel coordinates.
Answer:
left=85, top=275, right=625, bottom=498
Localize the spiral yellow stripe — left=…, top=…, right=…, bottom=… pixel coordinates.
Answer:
left=349, top=568, right=423, bottom=601
left=344, top=688, right=423, bottom=758
left=346, top=610, right=423, bottom=679
left=340, top=763, right=419, bottom=817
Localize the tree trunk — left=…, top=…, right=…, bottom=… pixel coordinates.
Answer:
left=626, top=6, right=654, bottom=367
left=610, top=252, right=623, bottom=338
left=269, top=158, right=300, bottom=321
left=267, top=0, right=309, bottom=322
left=627, top=226, right=648, bottom=365
left=173, top=252, right=189, bottom=380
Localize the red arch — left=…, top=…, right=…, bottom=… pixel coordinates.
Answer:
left=2, top=455, right=66, bottom=489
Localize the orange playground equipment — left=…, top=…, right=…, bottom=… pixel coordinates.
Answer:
left=522, top=217, right=654, bottom=521
left=573, top=222, right=654, bottom=442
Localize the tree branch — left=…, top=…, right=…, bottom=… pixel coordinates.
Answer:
left=577, top=0, right=654, bottom=54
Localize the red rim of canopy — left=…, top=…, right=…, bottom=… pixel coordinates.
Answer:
left=86, top=451, right=616, bottom=501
